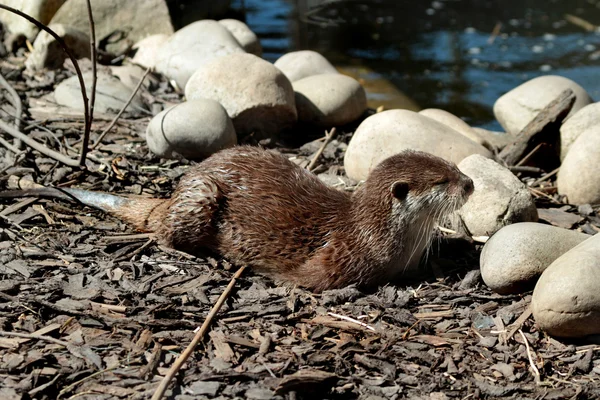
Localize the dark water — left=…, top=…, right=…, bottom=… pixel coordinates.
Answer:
left=231, top=0, right=600, bottom=130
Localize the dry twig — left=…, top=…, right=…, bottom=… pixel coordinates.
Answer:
left=518, top=329, right=542, bottom=384
left=151, top=266, right=247, bottom=400
left=79, top=0, right=97, bottom=166
left=307, top=127, right=336, bottom=171
left=0, top=71, right=23, bottom=148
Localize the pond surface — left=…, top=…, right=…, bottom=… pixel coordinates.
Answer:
left=234, top=0, right=600, bottom=130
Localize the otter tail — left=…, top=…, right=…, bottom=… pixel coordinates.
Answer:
left=0, top=187, right=167, bottom=232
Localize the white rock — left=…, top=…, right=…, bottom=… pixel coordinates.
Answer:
left=155, top=20, right=244, bottom=90
left=132, top=34, right=168, bottom=69
left=25, top=23, right=89, bottom=71
left=54, top=71, right=145, bottom=114
left=218, top=19, right=261, bottom=56
left=274, top=50, right=338, bottom=82
left=419, top=108, right=486, bottom=146
left=146, top=99, right=236, bottom=160
left=185, top=53, right=296, bottom=139
left=480, top=223, right=589, bottom=294
left=493, top=75, right=593, bottom=134
left=343, top=109, right=492, bottom=181
left=532, top=233, right=600, bottom=337
left=0, top=0, right=65, bottom=40
left=458, top=155, right=538, bottom=236
left=557, top=125, right=600, bottom=205
left=293, top=74, right=366, bottom=127
left=559, top=102, right=600, bottom=161
left=51, top=0, right=173, bottom=53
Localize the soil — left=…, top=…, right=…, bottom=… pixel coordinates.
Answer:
left=1, top=43, right=600, bottom=400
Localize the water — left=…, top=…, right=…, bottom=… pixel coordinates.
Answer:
left=231, top=0, right=600, bottom=130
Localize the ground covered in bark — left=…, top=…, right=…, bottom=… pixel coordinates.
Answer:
left=1, top=43, right=600, bottom=400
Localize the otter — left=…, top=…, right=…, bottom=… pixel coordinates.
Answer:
left=0, top=146, right=473, bottom=292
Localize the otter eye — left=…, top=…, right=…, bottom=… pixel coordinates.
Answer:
left=390, top=181, right=409, bottom=200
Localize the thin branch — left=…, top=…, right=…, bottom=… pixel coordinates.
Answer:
left=518, top=329, right=542, bottom=384
left=79, top=0, right=97, bottom=166
left=151, top=266, right=246, bottom=400
left=327, top=312, right=376, bottom=331
left=91, top=67, right=151, bottom=149
left=0, top=118, right=79, bottom=166
left=0, top=72, right=23, bottom=148
left=0, top=4, right=90, bottom=166
left=307, top=127, right=336, bottom=171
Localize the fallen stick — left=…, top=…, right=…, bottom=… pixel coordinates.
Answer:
left=79, top=0, right=97, bottom=166
left=307, top=127, right=336, bottom=171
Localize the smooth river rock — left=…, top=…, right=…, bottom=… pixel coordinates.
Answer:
left=219, top=19, right=262, bottom=56
left=559, top=102, right=600, bottom=161
left=293, top=74, right=367, bottom=127
left=418, top=108, right=487, bottom=146
left=132, top=34, right=169, bottom=69
left=155, top=20, right=244, bottom=89
left=185, top=53, right=297, bottom=139
left=494, top=75, right=593, bottom=135
left=343, top=109, right=492, bottom=181
left=472, top=127, right=514, bottom=151
left=0, top=0, right=65, bottom=40
left=54, top=71, right=145, bottom=114
left=25, top=23, right=89, bottom=71
left=458, top=155, right=538, bottom=236
left=532, top=233, right=600, bottom=337
left=274, top=50, right=339, bottom=82
left=480, top=223, right=590, bottom=294
left=557, top=125, right=600, bottom=205
left=146, top=99, right=236, bottom=160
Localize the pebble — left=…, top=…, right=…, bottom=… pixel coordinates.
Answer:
left=493, top=75, right=593, bottom=135
left=155, top=20, right=244, bottom=89
left=25, top=23, right=89, bottom=71
left=274, top=50, right=339, bottom=82
left=458, top=155, right=538, bottom=236
left=131, top=34, right=169, bottom=69
left=480, top=223, right=589, bottom=294
left=557, top=125, right=600, bottom=205
left=146, top=99, right=236, bottom=160
left=54, top=71, right=145, bottom=114
left=343, top=109, right=492, bottom=181
left=559, top=102, right=600, bottom=160
left=219, top=19, right=262, bottom=56
left=418, top=108, right=487, bottom=146
left=532, top=233, right=600, bottom=337
left=293, top=74, right=367, bottom=127
left=185, top=53, right=297, bottom=140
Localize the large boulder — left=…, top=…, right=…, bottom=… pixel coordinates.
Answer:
left=154, top=20, right=244, bottom=90
left=185, top=53, right=297, bottom=140
left=458, top=155, right=538, bottom=236
left=493, top=75, right=592, bottom=135
left=480, top=223, right=589, bottom=294
left=218, top=19, right=261, bottom=56
left=532, top=233, right=600, bottom=337
left=274, top=50, right=338, bottom=82
left=343, top=109, right=492, bottom=181
left=419, top=108, right=487, bottom=146
left=50, top=0, right=173, bottom=53
left=559, top=102, right=600, bottom=161
left=146, top=99, right=236, bottom=160
left=0, top=0, right=65, bottom=40
left=293, top=74, right=367, bottom=127
left=557, top=125, right=600, bottom=205
left=131, top=34, right=169, bottom=69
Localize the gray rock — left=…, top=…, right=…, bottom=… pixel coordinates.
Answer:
left=155, top=20, right=244, bottom=90
left=458, top=155, right=538, bottom=236
left=25, top=23, right=89, bottom=71
left=274, top=50, right=338, bottom=82
left=293, top=74, right=367, bottom=127
left=185, top=53, right=297, bottom=139
left=131, top=34, right=168, bottom=69
left=0, top=0, right=65, bottom=40
left=109, top=64, right=154, bottom=91
left=146, top=99, right=236, bottom=160
left=343, top=109, right=492, bottom=181
left=51, top=0, right=173, bottom=53
left=493, top=75, right=592, bottom=135
left=219, top=19, right=262, bottom=56
left=532, top=233, right=600, bottom=337
left=187, top=381, right=221, bottom=396
left=54, top=71, right=145, bottom=114
left=559, top=102, right=600, bottom=161
left=557, top=125, right=600, bottom=205
left=480, top=222, right=589, bottom=294
left=419, top=108, right=487, bottom=146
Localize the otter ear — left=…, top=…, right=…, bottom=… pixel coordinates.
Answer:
left=390, top=181, right=409, bottom=200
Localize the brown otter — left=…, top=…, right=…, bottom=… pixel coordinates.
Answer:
left=0, top=146, right=473, bottom=292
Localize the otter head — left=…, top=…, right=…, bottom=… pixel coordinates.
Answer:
left=366, top=150, right=474, bottom=222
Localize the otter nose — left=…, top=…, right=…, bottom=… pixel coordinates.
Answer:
left=462, top=176, right=474, bottom=197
